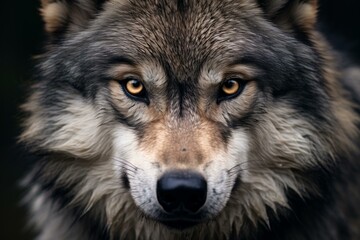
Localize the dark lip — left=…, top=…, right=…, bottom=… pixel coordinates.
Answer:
left=158, top=218, right=203, bottom=230
left=155, top=212, right=206, bottom=230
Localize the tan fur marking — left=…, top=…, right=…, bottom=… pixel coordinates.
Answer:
left=139, top=120, right=223, bottom=167
left=292, top=2, right=318, bottom=30
left=41, top=2, right=69, bottom=33
left=224, top=64, right=261, bottom=81
left=108, top=64, right=140, bottom=80
left=40, top=0, right=115, bottom=34
left=264, top=0, right=318, bottom=33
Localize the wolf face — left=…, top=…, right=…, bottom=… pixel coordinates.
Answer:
left=21, top=0, right=359, bottom=239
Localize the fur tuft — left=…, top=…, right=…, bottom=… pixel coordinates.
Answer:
left=21, top=0, right=360, bottom=239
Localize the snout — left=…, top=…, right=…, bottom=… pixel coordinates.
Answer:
left=157, top=171, right=207, bottom=213
left=156, top=171, right=207, bottom=228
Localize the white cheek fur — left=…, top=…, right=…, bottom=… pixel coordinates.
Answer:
left=112, top=126, right=161, bottom=215
left=204, top=129, right=249, bottom=215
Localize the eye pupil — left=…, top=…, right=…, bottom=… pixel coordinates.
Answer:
left=224, top=80, right=236, bottom=88
left=131, top=80, right=141, bottom=88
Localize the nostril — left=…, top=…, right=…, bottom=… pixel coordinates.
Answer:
left=162, top=192, right=173, bottom=203
left=161, top=192, right=179, bottom=207
left=157, top=171, right=207, bottom=214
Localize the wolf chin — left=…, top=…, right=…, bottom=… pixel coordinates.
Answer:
left=20, top=0, right=360, bottom=239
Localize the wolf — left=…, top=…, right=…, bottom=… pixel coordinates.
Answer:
left=20, top=0, right=360, bottom=239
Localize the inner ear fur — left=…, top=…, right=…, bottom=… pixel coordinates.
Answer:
left=257, top=0, right=318, bottom=33
left=40, top=0, right=108, bottom=34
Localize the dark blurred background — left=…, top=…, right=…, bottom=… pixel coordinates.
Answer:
left=0, top=1, right=359, bottom=239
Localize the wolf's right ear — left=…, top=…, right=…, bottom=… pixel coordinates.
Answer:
left=40, top=0, right=108, bottom=35
left=256, top=0, right=318, bottom=36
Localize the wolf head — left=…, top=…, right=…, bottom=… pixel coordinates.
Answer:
left=22, top=0, right=358, bottom=239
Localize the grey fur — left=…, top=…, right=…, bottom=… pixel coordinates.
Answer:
left=21, top=0, right=360, bottom=239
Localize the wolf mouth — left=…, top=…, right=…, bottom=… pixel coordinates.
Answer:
left=158, top=217, right=204, bottom=230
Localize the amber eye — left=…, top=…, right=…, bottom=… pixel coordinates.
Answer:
left=217, top=78, right=245, bottom=103
left=126, top=79, right=144, bottom=95
left=222, top=79, right=240, bottom=95
left=121, top=78, right=149, bottom=104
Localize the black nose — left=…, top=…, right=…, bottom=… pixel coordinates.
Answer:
left=157, top=171, right=207, bottom=214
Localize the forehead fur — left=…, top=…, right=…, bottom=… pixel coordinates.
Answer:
left=99, top=0, right=262, bottom=77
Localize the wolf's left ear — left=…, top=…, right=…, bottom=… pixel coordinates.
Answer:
left=40, top=0, right=108, bottom=35
left=257, top=0, right=318, bottom=35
